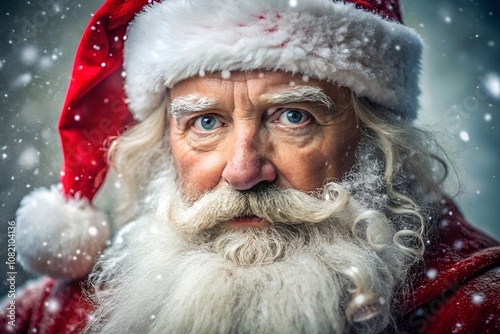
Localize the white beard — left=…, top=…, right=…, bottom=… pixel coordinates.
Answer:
left=86, top=143, right=415, bottom=334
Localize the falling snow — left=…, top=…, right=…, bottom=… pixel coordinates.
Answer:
left=482, top=72, right=500, bottom=99
left=44, top=298, right=61, bottom=314
left=452, top=323, right=463, bottom=333
left=18, top=146, right=40, bottom=169
left=12, top=73, right=33, bottom=87
left=459, top=131, right=470, bottom=142
left=471, top=293, right=485, bottom=305
left=221, top=70, right=231, bottom=79
left=38, top=56, right=54, bottom=69
left=453, top=240, right=464, bottom=250
left=21, top=45, right=39, bottom=65
left=426, top=268, right=438, bottom=280
left=88, top=227, right=98, bottom=236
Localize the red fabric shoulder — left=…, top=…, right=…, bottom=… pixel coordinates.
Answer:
left=0, top=277, right=92, bottom=334
left=401, top=201, right=500, bottom=333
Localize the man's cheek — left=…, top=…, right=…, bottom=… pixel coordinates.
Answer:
left=180, top=154, right=226, bottom=200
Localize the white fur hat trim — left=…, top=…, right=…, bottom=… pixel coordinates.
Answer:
left=124, top=0, right=423, bottom=120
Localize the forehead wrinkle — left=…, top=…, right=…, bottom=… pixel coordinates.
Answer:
left=261, top=86, right=335, bottom=111
left=170, top=95, right=219, bottom=118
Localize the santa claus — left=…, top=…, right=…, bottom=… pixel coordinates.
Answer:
left=1, top=0, right=499, bottom=333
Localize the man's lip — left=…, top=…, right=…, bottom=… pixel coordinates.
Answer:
left=227, top=215, right=269, bottom=228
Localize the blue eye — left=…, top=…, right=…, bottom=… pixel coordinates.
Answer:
left=278, top=109, right=310, bottom=125
left=193, top=115, right=223, bottom=131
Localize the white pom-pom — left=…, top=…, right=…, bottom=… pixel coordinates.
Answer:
left=16, top=185, right=110, bottom=280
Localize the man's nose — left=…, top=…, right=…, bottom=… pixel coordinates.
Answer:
left=222, top=129, right=276, bottom=190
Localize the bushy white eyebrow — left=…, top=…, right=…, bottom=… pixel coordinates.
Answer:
left=170, top=95, right=218, bottom=118
left=262, top=86, right=335, bottom=111
left=170, top=86, right=335, bottom=119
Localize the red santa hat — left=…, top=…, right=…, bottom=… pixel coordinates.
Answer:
left=15, top=0, right=423, bottom=280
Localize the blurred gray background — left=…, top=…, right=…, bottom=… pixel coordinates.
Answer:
left=1, top=0, right=499, bottom=296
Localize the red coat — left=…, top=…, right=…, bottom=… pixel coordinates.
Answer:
left=2, top=203, right=499, bottom=334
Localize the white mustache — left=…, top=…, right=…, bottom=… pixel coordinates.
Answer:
left=168, top=183, right=350, bottom=234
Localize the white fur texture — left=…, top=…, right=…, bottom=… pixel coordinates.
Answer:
left=124, top=0, right=422, bottom=120
left=16, top=185, right=110, bottom=280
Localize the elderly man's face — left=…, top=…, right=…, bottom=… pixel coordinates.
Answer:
left=169, top=71, right=359, bottom=207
